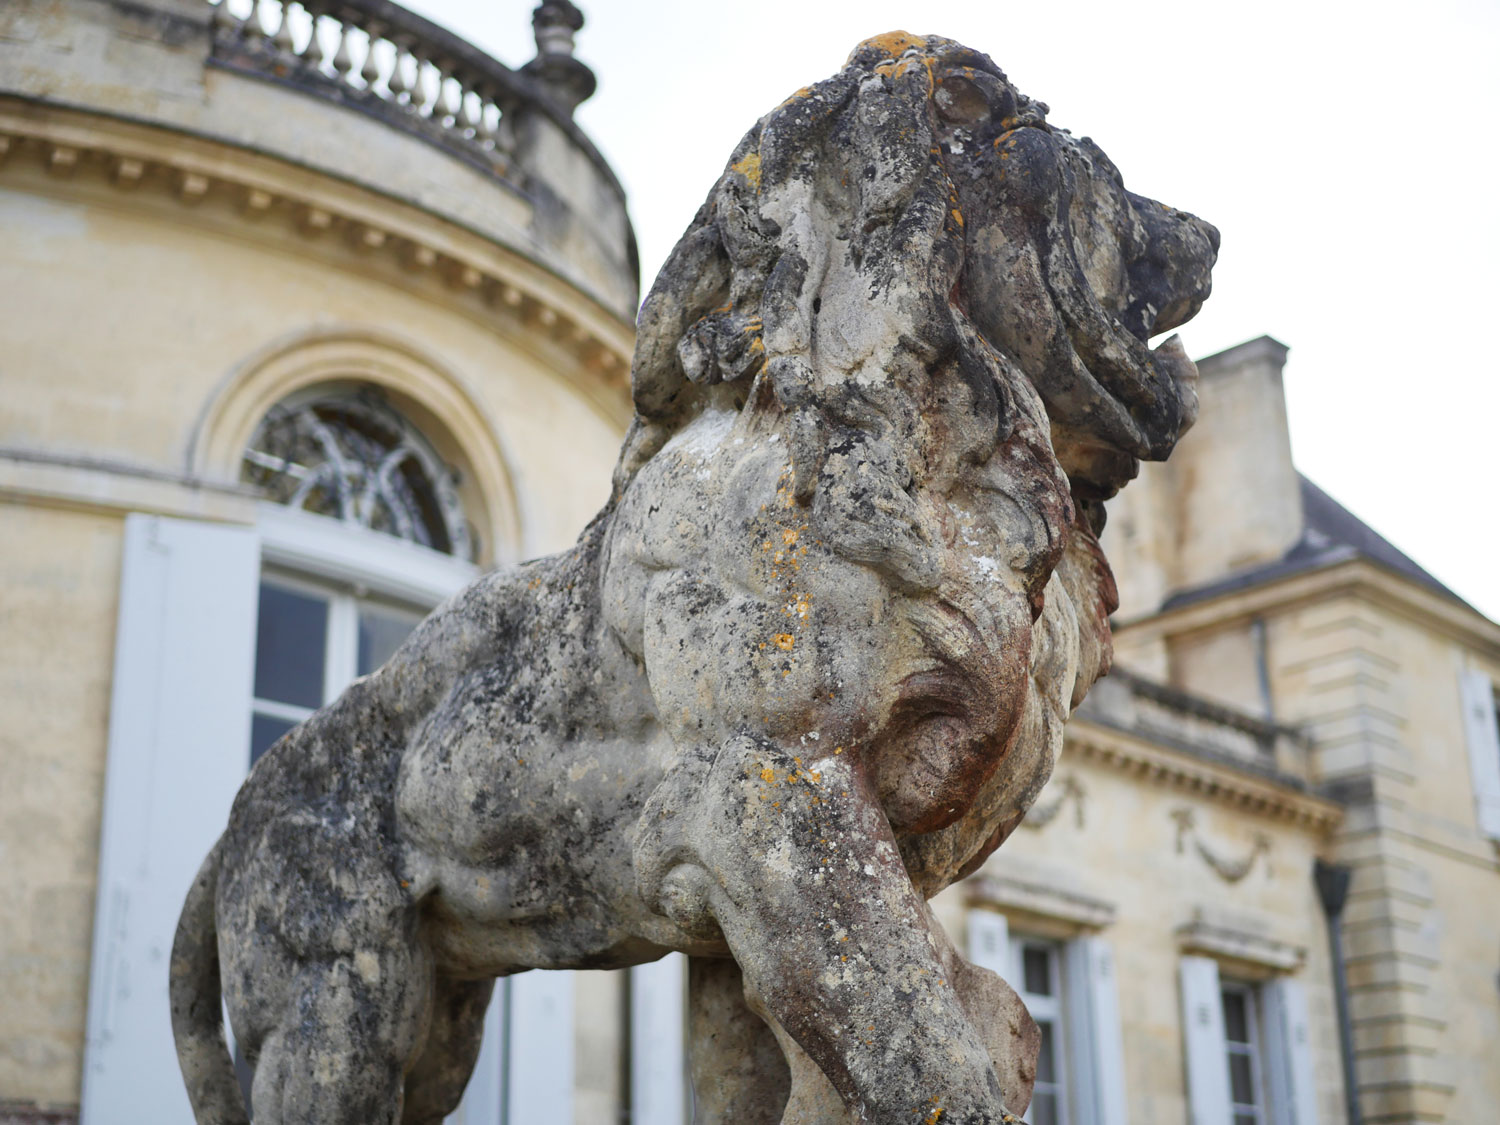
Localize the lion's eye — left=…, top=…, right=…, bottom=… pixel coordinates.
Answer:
left=935, top=76, right=990, bottom=124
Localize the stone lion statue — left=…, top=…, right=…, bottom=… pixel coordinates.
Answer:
left=172, top=32, right=1216, bottom=1125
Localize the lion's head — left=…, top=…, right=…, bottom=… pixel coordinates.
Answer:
left=619, top=32, right=1216, bottom=510
left=606, top=34, right=1216, bottom=884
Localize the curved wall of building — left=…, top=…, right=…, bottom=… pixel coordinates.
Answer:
left=0, top=1, right=635, bottom=1115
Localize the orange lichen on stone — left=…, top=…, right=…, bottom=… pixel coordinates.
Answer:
left=774, top=633, right=795, bottom=651
left=731, top=150, right=762, bottom=191
left=858, top=30, right=923, bottom=59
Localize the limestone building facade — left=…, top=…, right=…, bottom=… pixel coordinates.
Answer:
left=1, top=1, right=635, bottom=1120
left=3, top=3, right=1498, bottom=1125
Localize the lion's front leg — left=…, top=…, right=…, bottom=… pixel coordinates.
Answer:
left=687, top=956, right=789, bottom=1124
left=640, top=736, right=1021, bottom=1125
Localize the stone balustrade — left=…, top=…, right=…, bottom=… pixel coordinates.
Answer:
left=206, top=0, right=608, bottom=190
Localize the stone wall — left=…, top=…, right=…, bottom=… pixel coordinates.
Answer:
left=0, top=0, right=637, bottom=321
left=1113, top=556, right=1500, bottom=1122
left=934, top=723, right=1347, bottom=1125
left=0, top=509, right=122, bottom=1107
left=0, top=121, right=631, bottom=1111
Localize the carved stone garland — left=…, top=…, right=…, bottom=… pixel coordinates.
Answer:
left=1171, top=807, right=1273, bottom=884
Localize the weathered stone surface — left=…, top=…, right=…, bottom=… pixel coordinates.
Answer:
left=172, top=32, right=1215, bottom=1124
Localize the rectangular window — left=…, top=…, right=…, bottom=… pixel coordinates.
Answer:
left=1011, top=936, right=1069, bottom=1125
left=1221, top=981, right=1266, bottom=1125
left=248, top=572, right=423, bottom=763
left=1459, top=668, right=1500, bottom=839
left=1182, top=958, right=1318, bottom=1125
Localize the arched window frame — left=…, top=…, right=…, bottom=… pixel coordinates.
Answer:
left=242, top=384, right=476, bottom=561
left=188, top=327, right=523, bottom=569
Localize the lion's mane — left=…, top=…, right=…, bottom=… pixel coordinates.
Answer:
left=616, top=34, right=1212, bottom=565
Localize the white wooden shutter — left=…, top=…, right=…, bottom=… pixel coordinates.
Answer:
left=507, top=970, right=576, bottom=1121
left=631, top=953, right=688, bottom=1125
left=1261, top=978, right=1318, bottom=1125
left=1066, top=936, right=1130, bottom=1125
left=966, top=908, right=1013, bottom=980
left=1459, top=669, right=1500, bottom=839
left=81, top=515, right=260, bottom=1125
left=1179, top=956, right=1232, bottom=1125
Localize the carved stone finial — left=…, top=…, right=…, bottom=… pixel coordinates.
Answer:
left=523, top=1, right=595, bottom=113
left=532, top=0, right=584, bottom=56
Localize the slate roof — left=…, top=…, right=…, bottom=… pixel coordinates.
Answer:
left=1160, top=475, right=1468, bottom=612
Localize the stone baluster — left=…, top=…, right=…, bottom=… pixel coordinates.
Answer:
left=387, top=40, right=413, bottom=103
left=483, top=94, right=514, bottom=154
left=437, top=71, right=461, bottom=126
left=295, top=2, right=324, bottom=62
left=270, top=1, right=296, bottom=56
left=460, top=89, right=482, bottom=138
left=360, top=27, right=384, bottom=91
left=211, top=0, right=239, bottom=36
left=242, top=0, right=266, bottom=45
left=330, top=18, right=356, bottom=81
left=416, top=59, right=440, bottom=117
left=405, top=54, right=426, bottom=114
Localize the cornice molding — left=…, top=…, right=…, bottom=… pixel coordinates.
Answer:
left=1116, top=557, right=1500, bottom=660
left=964, top=872, right=1117, bottom=933
left=1065, top=717, right=1344, bottom=831
left=0, top=97, right=636, bottom=427
left=1176, top=919, right=1305, bottom=976
left=0, top=446, right=259, bottom=524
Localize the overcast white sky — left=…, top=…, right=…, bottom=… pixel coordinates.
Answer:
left=411, top=0, right=1499, bottom=621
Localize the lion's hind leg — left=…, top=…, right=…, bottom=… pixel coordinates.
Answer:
left=223, top=833, right=432, bottom=1124
left=247, top=944, right=431, bottom=1125
left=400, top=975, right=495, bottom=1124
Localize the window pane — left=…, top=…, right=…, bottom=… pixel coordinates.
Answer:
left=1035, top=1019, right=1057, bottom=1083
left=358, top=604, right=421, bottom=677
left=1222, top=988, right=1249, bottom=1043
left=250, top=713, right=297, bottom=765
left=1029, top=1090, right=1058, bottom=1125
left=1023, top=946, right=1053, bottom=997
left=254, top=583, right=328, bottom=707
left=1229, top=1051, right=1256, bottom=1105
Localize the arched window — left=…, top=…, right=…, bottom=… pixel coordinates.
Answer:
left=238, top=386, right=481, bottom=764
left=92, top=347, right=550, bottom=1125
left=241, top=385, right=474, bottom=561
